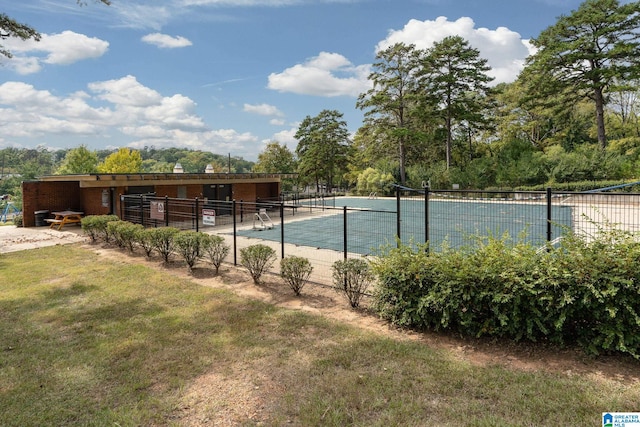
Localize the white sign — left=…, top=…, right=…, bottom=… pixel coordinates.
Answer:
left=203, top=208, right=216, bottom=226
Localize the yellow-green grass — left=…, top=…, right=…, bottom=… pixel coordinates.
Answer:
left=0, top=245, right=638, bottom=426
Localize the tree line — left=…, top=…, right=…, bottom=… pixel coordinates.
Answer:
left=0, top=146, right=255, bottom=203
left=255, top=0, right=640, bottom=194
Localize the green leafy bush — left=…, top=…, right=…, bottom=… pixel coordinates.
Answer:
left=120, top=222, right=143, bottom=253
left=174, top=230, right=205, bottom=271
left=106, top=221, right=141, bottom=252
left=81, top=215, right=119, bottom=243
left=12, top=214, right=22, bottom=227
left=134, top=227, right=155, bottom=257
left=240, top=244, right=276, bottom=284
left=280, top=256, right=313, bottom=295
left=332, top=258, right=373, bottom=308
left=201, top=234, right=230, bottom=275
left=148, top=227, right=180, bottom=263
left=372, top=229, right=640, bottom=358
left=107, top=221, right=125, bottom=248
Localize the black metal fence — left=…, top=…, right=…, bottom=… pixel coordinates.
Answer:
left=120, top=188, right=640, bottom=285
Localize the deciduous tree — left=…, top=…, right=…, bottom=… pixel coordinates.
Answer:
left=253, top=141, right=296, bottom=174
left=98, top=148, right=143, bottom=174
left=56, top=145, right=98, bottom=174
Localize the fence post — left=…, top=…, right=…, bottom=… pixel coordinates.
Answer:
left=195, top=197, right=199, bottom=232
left=546, top=187, right=552, bottom=242
left=139, top=195, right=144, bottom=227
left=424, top=185, right=429, bottom=253
left=343, top=205, right=347, bottom=260
left=165, top=196, right=169, bottom=227
left=280, top=202, right=285, bottom=259
left=396, top=186, right=401, bottom=246
left=233, top=199, right=237, bottom=266
left=240, top=200, right=244, bottom=223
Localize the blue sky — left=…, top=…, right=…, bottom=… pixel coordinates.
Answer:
left=1, top=0, right=587, bottom=162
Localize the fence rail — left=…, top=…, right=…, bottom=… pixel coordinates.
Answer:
left=119, top=188, right=640, bottom=286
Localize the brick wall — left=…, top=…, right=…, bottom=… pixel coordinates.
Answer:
left=22, top=181, right=81, bottom=227
left=80, top=188, right=112, bottom=217
left=22, top=179, right=281, bottom=227
left=233, top=183, right=256, bottom=202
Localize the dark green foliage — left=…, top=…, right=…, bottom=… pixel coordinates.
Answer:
left=104, top=220, right=143, bottom=252
left=134, top=227, right=155, bottom=257
left=280, top=256, right=313, bottom=296
left=174, top=231, right=205, bottom=271
left=148, top=227, right=180, bottom=263
left=120, top=222, right=143, bottom=253
left=240, top=244, right=276, bottom=284
left=81, top=215, right=119, bottom=243
left=201, top=234, right=230, bottom=275
left=106, top=221, right=124, bottom=247
left=332, top=258, right=373, bottom=308
left=295, top=110, right=351, bottom=192
left=515, top=180, right=640, bottom=192
left=372, top=229, right=640, bottom=358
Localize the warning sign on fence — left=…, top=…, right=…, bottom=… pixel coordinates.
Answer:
left=150, top=201, right=164, bottom=220
left=203, top=208, right=216, bottom=226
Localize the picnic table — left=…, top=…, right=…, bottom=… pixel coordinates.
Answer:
left=46, top=210, right=84, bottom=230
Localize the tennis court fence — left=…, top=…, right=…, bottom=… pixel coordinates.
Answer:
left=120, top=187, right=640, bottom=286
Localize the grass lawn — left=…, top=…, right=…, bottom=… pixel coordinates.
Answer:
left=1, top=245, right=638, bottom=426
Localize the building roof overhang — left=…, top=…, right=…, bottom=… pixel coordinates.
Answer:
left=37, top=173, right=297, bottom=188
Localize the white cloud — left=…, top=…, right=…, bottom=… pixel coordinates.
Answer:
left=0, top=76, right=242, bottom=150
left=377, top=16, right=531, bottom=84
left=142, top=33, right=193, bottom=48
left=88, top=75, right=163, bottom=107
left=270, top=126, right=299, bottom=147
left=243, top=103, right=284, bottom=117
left=0, top=82, right=107, bottom=138
left=268, top=52, right=371, bottom=97
left=0, top=75, right=266, bottom=158
left=269, top=118, right=285, bottom=126
left=0, top=31, right=109, bottom=74
left=41, top=31, right=110, bottom=65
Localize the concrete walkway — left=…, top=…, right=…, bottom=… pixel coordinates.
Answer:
left=0, top=225, right=86, bottom=254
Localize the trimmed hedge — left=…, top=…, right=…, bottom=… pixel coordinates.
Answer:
left=513, top=180, right=640, bottom=192
left=81, top=215, right=119, bottom=243
left=372, top=229, right=640, bottom=358
left=201, top=234, right=230, bottom=275
left=280, top=256, right=313, bottom=296
left=174, top=230, right=206, bottom=271
left=240, top=244, right=276, bottom=284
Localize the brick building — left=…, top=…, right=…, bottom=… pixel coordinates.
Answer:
left=22, top=172, right=287, bottom=227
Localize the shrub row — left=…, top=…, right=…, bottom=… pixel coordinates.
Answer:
left=513, top=180, right=640, bottom=192
left=372, top=230, right=640, bottom=358
left=81, top=216, right=374, bottom=307
left=81, top=216, right=230, bottom=274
